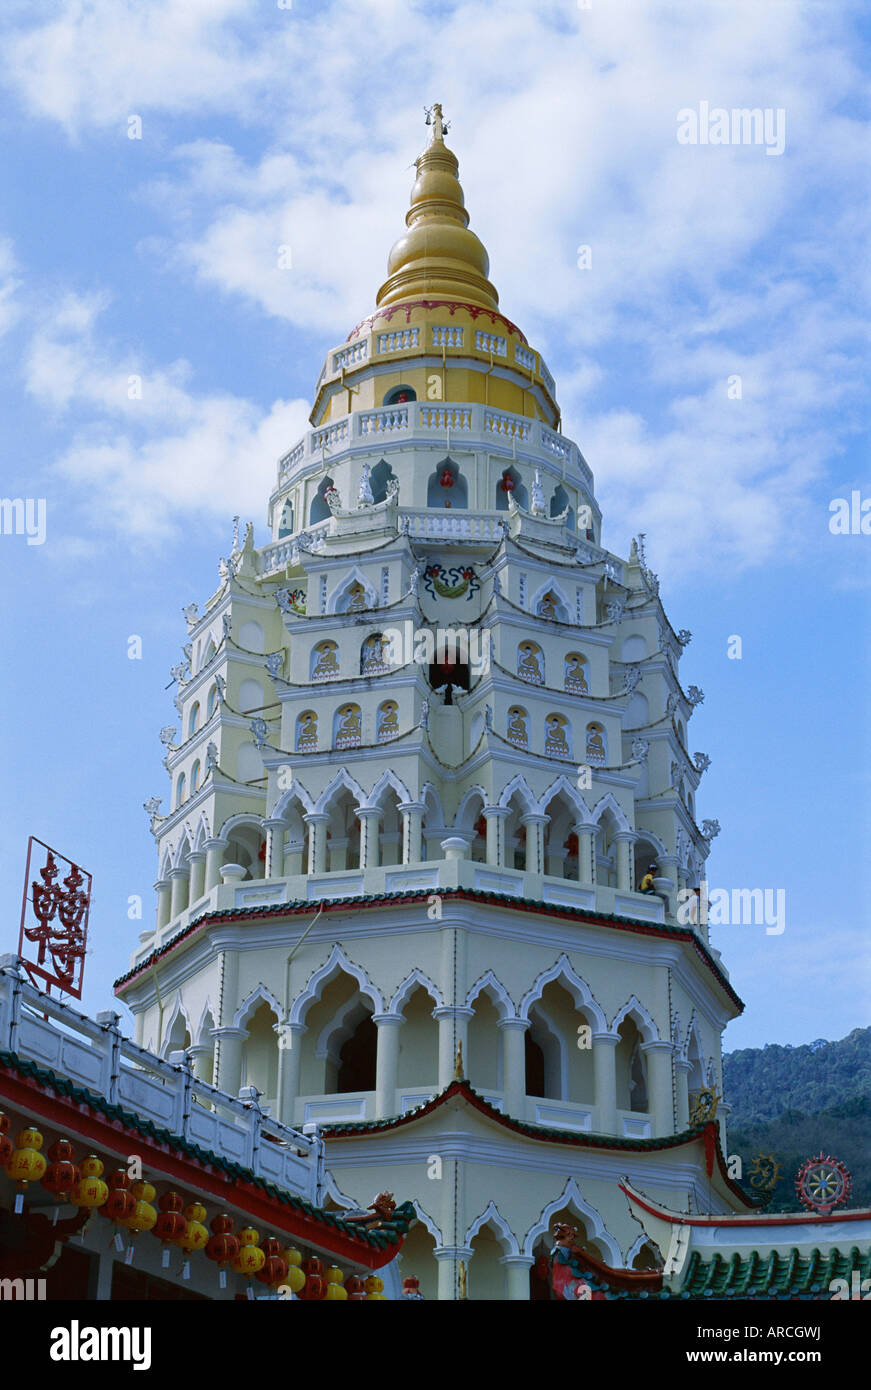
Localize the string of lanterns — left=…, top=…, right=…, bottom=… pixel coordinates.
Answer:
left=1, top=1118, right=387, bottom=1298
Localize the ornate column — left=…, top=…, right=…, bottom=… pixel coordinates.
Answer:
left=674, top=1055, right=691, bottom=1130
left=263, top=818, right=286, bottom=878
left=283, top=839, right=304, bottom=876
left=212, top=1025, right=247, bottom=1097
left=642, top=1040, right=676, bottom=1138
left=592, top=1031, right=619, bottom=1134
left=168, top=866, right=189, bottom=919
left=399, top=801, right=426, bottom=864
left=154, top=879, right=172, bottom=930
left=373, top=1014, right=403, bottom=1118
left=275, top=1020, right=306, bottom=1125
left=204, top=837, right=228, bottom=892
left=576, top=825, right=596, bottom=885
left=521, top=814, right=549, bottom=875
left=187, top=1043, right=214, bottom=1085
left=328, top=836, right=349, bottom=872
left=434, top=1247, right=473, bottom=1302
left=502, top=1254, right=534, bottom=1301
left=482, top=805, right=511, bottom=867
left=614, top=832, right=635, bottom=893
left=434, top=1006, right=474, bottom=1089
left=186, top=852, right=206, bottom=904
left=304, top=813, right=329, bottom=874
left=498, top=1017, right=529, bottom=1118
left=655, top=854, right=680, bottom=917
left=357, top=808, right=382, bottom=870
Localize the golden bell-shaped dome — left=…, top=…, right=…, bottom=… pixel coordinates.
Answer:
left=376, top=104, right=499, bottom=312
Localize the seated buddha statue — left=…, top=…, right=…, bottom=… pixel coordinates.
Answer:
left=378, top=702, right=399, bottom=738
left=507, top=707, right=528, bottom=744
left=312, top=643, right=339, bottom=678
left=517, top=643, right=543, bottom=682
left=298, top=712, right=317, bottom=744
left=545, top=716, right=569, bottom=753
left=538, top=592, right=557, bottom=619
left=565, top=654, right=589, bottom=692
left=337, top=705, right=362, bottom=740
left=347, top=581, right=367, bottom=612
left=586, top=725, right=605, bottom=761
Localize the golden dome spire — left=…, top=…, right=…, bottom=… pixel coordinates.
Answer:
left=376, top=104, right=499, bottom=312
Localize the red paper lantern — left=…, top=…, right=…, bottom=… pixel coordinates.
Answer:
left=206, top=1213, right=240, bottom=1269
left=0, top=1114, right=12, bottom=1169
left=500, top=472, right=515, bottom=492
left=440, top=468, right=454, bottom=488
left=345, top=1275, right=367, bottom=1301
left=101, top=1169, right=135, bottom=1223
left=154, top=1191, right=187, bottom=1245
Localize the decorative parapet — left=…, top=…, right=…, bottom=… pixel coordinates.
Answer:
left=0, top=955, right=321, bottom=1202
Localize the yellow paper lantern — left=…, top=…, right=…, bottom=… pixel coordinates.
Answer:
left=71, top=1175, right=109, bottom=1210
left=325, top=1283, right=348, bottom=1300
left=325, top=1266, right=344, bottom=1285
left=231, top=1244, right=266, bottom=1276
left=238, top=1226, right=259, bottom=1247
left=17, top=1127, right=44, bottom=1152
left=79, top=1154, right=104, bottom=1178
left=281, top=1265, right=305, bottom=1294
left=283, top=1247, right=302, bottom=1268
left=365, top=1275, right=384, bottom=1295
left=184, top=1201, right=207, bottom=1223
left=6, top=1147, right=47, bottom=1186
left=177, top=1218, right=209, bottom=1252
left=367, top=1292, right=387, bottom=1301
left=122, top=1199, right=157, bottom=1232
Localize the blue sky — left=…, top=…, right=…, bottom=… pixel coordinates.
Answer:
left=0, top=0, right=868, bottom=1050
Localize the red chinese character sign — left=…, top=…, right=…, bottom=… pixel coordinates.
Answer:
left=18, top=838, right=91, bottom=999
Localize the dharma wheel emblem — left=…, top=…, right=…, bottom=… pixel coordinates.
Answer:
left=689, top=1086, right=720, bottom=1125
left=795, top=1153, right=852, bottom=1215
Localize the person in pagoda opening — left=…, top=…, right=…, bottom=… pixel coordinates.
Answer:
left=639, top=864, right=658, bottom=894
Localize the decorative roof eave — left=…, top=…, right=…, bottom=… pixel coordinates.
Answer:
left=345, top=298, right=529, bottom=345
left=315, top=1078, right=760, bottom=1205
left=0, top=1050, right=413, bottom=1268
left=114, top=888, right=743, bottom=1012
left=621, top=1177, right=871, bottom=1232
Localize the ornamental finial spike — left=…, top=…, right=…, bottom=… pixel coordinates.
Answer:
left=425, top=102, right=450, bottom=143
left=454, top=1040, right=464, bottom=1080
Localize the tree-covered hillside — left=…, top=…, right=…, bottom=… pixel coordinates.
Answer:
left=724, top=1028, right=871, bottom=1211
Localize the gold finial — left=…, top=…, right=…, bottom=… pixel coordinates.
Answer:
left=454, top=1040, right=464, bottom=1079
left=375, top=107, right=499, bottom=312
left=425, top=102, right=450, bottom=143
left=458, top=1259, right=467, bottom=1300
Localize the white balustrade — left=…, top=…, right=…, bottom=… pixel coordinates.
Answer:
left=0, top=957, right=320, bottom=1200
left=377, top=329, right=420, bottom=352
left=541, top=426, right=571, bottom=462
left=312, top=420, right=349, bottom=452
left=418, top=405, right=472, bottom=430
left=432, top=325, right=464, bottom=347
left=358, top=407, right=409, bottom=436
left=475, top=330, right=507, bottom=356
left=278, top=440, right=305, bottom=475
left=485, top=410, right=531, bottom=441
left=540, top=359, right=557, bottom=397
left=332, top=341, right=368, bottom=372
left=514, top=344, right=536, bottom=371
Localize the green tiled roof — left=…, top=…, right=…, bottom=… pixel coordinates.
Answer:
left=682, top=1246, right=871, bottom=1299
left=568, top=1246, right=871, bottom=1300
left=0, top=1048, right=415, bottom=1252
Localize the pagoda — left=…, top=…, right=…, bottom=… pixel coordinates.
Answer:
left=116, top=105, right=752, bottom=1300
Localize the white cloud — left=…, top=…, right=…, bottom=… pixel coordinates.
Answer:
left=24, top=294, right=309, bottom=541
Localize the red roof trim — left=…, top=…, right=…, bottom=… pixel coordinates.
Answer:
left=620, top=1181, right=871, bottom=1229
left=115, top=890, right=742, bottom=1011
left=345, top=300, right=529, bottom=344
left=0, top=1063, right=398, bottom=1269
